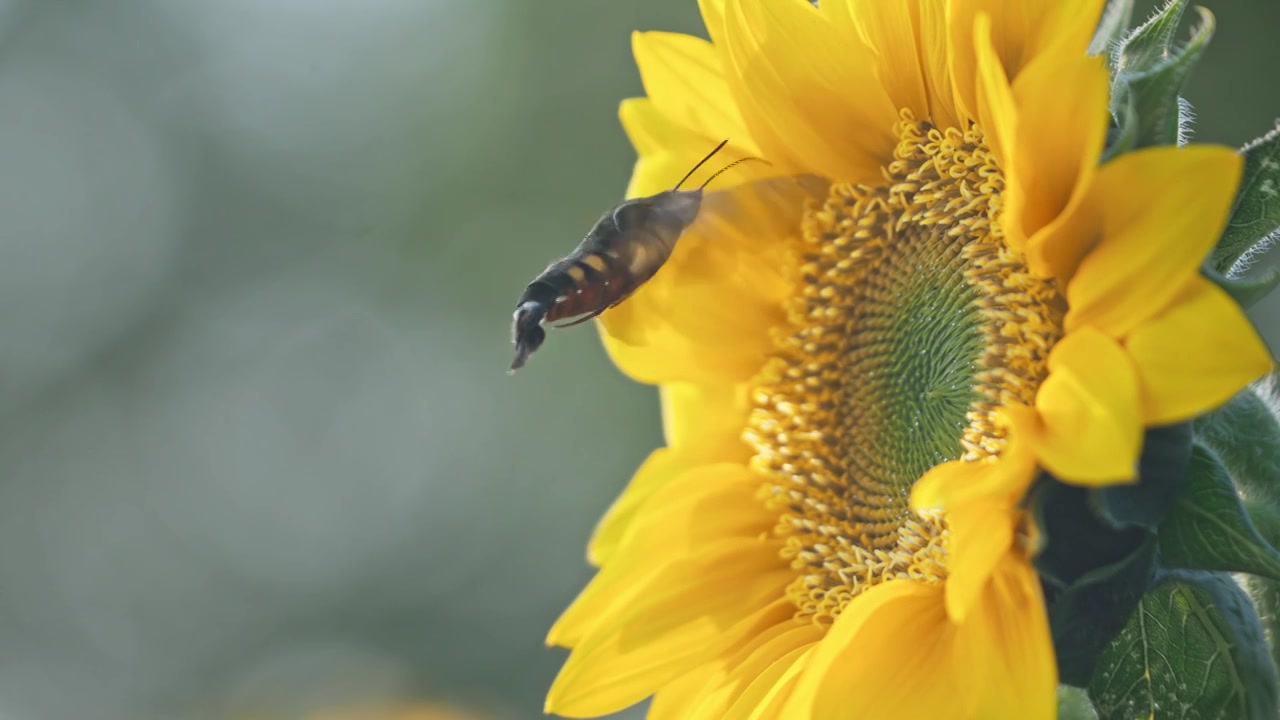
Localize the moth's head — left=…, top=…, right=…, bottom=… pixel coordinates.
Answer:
left=648, top=189, right=703, bottom=228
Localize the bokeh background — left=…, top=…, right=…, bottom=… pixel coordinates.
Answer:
left=0, top=1, right=1274, bottom=719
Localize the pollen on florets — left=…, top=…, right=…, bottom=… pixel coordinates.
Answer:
left=745, top=108, right=1063, bottom=625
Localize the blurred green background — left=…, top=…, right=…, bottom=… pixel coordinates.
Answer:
left=0, top=2, right=1274, bottom=719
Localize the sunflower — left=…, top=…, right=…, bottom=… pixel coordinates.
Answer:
left=544, top=1, right=1274, bottom=718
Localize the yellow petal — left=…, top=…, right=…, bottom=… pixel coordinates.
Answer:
left=973, top=14, right=1017, bottom=171
left=789, top=562, right=1057, bottom=720
left=943, top=0, right=981, bottom=122
left=911, top=459, right=982, bottom=510
left=679, top=677, right=738, bottom=720
left=599, top=313, right=765, bottom=386
left=633, top=464, right=772, bottom=550
left=1065, top=145, right=1244, bottom=336
left=713, top=0, right=898, bottom=183
left=619, top=97, right=702, bottom=160
left=688, top=621, right=822, bottom=719
left=837, top=0, right=932, bottom=121
left=1007, top=52, right=1109, bottom=259
left=1126, top=277, right=1275, bottom=425
left=1031, top=0, right=1109, bottom=59
left=557, top=463, right=773, bottom=645
left=912, top=410, right=1037, bottom=509
left=632, top=32, right=754, bottom=152
left=1024, top=173, right=1101, bottom=282
left=590, top=382, right=750, bottom=565
left=917, top=0, right=962, bottom=128
left=788, top=580, right=980, bottom=720
left=619, top=98, right=770, bottom=199
left=950, top=0, right=1105, bottom=97
left=675, top=617, right=815, bottom=719
left=724, top=644, right=816, bottom=720
left=597, top=174, right=812, bottom=385
left=648, top=663, right=720, bottom=720
left=660, top=382, right=750, bottom=452
left=740, top=647, right=813, bottom=720
left=945, top=500, right=1016, bottom=622
left=969, top=555, right=1057, bottom=720
left=699, top=0, right=725, bottom=35
left=1023, top=328, right=1142, bottom=484
left=545, top=539, right=790, bottom=718
left=588, top=449, right=682, bottom=568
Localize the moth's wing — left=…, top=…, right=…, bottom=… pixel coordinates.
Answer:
left=598, top=174, right=831, bottom=357
left=690, top=174, right=829, bottom=242
left=674, top=173, right=831, bottom=278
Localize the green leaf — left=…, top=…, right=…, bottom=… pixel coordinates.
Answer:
left=1088, top=571, right=1280, bottom=720
left=1244, top=575, right=1280, bottom=675
left=1205, top=265, right=1280, bottom=310
left=1247, top=499, right=1280, bottom=548
left=1030, top=474, right=1157, bottom=685
left=1123, top=7, right=1214, bottom=149
left=1089, top=0, right=1134, bottom=61
left=1114, top=0, right=1187, bottom=74
left=1194, top=386, right=1280, bottom=500
left=1093, top=423, right=1192, bottom=530
left=1046, top=533, right=1157, bottom=686
left=1242, top=499, right=1280, bottom=677
left=1212, top=122, right=1280, bottom=274
left=1159, top=444, right=1280, bottom=580
left=1058, top=685, right=1100, bottom=720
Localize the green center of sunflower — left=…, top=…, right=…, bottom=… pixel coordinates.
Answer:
left=745, top=110, right=1065, bottom=626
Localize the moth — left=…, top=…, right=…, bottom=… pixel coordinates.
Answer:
left=508, top=139, right=765, bottom=372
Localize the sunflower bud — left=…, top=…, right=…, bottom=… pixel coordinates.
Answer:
left=1108, top=0, right=1214, bottom=150
left=1113, top=0, right=1189, bottom=73
left=1088, top=0, right=1134, bottom=60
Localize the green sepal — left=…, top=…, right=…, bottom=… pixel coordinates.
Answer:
left=1089, top=0, right=1134, bottom=62
left=1121, top=6, right=1214, bottom=149
left=1093, top=423, right=1192, bottom=530
left=1194, top=385, right=1280, bottom=499
left=1158, top=444, right=1280, bottom=580
left=1113, top=0, right=1188, bottom=75
left=1031, top=477, right=1150, bottom=589
left=1176, top=97, right=1196, bottom=146
left=1211, top=123, right=1280, bottom=274
left=1204, top=264, right=1280, bottom=310
left=1031, top=475, right=1157, bottom=685
left=1087, top=571, right=1280, bottom=720
left=1101, top=89, right=1139, bottom=163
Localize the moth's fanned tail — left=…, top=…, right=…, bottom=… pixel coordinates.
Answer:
left=509, top=296, right=551, bottom=373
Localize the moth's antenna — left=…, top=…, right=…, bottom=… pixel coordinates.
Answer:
left=673, top=139, right=730, bottom=191
left=698, top=156, right=772, bottom=190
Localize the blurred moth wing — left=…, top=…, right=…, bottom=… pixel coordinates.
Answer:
left=591, top=172, right=830, bottom=347
left=507, top=140, right=826, bottom=372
